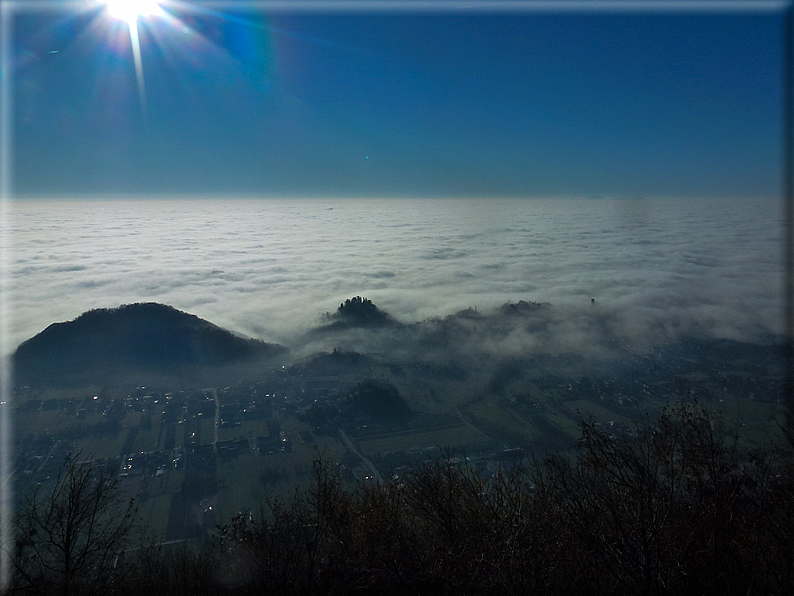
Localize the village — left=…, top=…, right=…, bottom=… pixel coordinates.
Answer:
left=11, top=333, right=787, bottom=542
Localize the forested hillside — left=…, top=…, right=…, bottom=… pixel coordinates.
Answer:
left=12, top=402, right=793, bottom=595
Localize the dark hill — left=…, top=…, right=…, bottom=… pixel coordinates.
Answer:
left=13, top=303, right=287, bottom=387
left=289, top=349, right=375, bottom=377
left=321, top=296, right=398, bottom=330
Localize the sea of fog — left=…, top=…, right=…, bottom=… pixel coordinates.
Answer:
left=4, top=196, right=786, bottom=357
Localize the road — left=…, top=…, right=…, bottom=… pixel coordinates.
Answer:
left=212, top=389, right=219, bottom=454
left=337, top=428, right=384, bottom=483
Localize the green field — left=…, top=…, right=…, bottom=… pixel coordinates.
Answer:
left=357, top=423, right=488, bottom=456
left=132, top=425, right=163, bottom=453
left=218, top=420, right=270, bottom=442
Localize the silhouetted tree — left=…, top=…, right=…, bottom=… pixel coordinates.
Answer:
left=116, top=403, right=793, bottom=595
left=13, top=453, right=136, bottom=596
left=539, top=402, right=793, bottom=594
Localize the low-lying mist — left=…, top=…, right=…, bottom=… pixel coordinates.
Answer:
left=8, top=197, right=785, bottom=362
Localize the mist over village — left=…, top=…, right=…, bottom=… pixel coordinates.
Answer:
left=6, top=281, right=791, bottom=593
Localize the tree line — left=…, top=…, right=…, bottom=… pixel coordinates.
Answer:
left=7, top=402, right=793, bottom=595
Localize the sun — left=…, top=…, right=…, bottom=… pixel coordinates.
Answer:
left=105, top=0, right=163, bottom=25
left=103, top=0, right=166, bottom=121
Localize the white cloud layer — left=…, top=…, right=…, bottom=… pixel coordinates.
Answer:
left=5, top=196, right=786, bottom=358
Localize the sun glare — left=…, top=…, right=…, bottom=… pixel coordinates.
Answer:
left=105, top=0, right=163, bottom=25
left=103, top=0, right=166, bottom=121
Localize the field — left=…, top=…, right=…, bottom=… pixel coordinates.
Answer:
left=356, top=422, right=488, bottom=456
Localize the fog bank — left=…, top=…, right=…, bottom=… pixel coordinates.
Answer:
left=7, top=197, right=785, bottom=357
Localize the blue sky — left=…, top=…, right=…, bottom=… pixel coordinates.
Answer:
left=8, top=1, right=789, bottom=199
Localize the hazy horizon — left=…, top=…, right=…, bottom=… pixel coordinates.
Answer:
left=6, top=195, right=785, bottom=360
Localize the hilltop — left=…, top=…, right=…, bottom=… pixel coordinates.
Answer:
left=320, top=296, right=398, bottom=330
left=13, top=303, right=287, bottom=387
